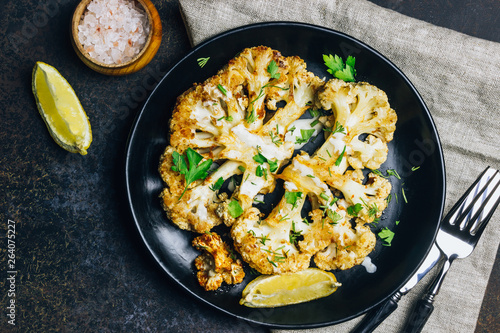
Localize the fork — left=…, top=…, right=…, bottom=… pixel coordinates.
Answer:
left=403, top=166, right=500, bottom=333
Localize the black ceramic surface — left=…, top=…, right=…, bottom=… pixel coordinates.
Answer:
left=125, top=22, right=446, bottom=328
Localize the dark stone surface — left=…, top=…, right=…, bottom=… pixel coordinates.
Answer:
left=0, top=0, right=497, bottom=332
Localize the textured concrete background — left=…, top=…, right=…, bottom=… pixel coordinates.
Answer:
left=0, top=0, right=498, bottom=332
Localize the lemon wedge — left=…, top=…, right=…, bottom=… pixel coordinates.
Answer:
left=240, top=268, right=341, bottom=308
left=32, top=62, right=92, bottom=155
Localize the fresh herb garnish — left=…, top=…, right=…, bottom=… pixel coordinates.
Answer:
left=324, top=121, right=346, bottom=135
left=238, top=165, right=246, bottom=173
left=334, top=145, right=347, bottom=166
left=386, top=169, right=401, bottom=180
left=253, top=152, right=278, bottom=173
left=245, top=60, right=285, bottom=124
left=360, top=197, right=379, bottom=218
left=378, top=227, right=395, bottom=246
left=217, top=84, right=227, bottom=96
left=319, top=192, right=330, bottom=201
left=327, top=209, right=343, bottom=225
left=402, top=187, right=408, bottom=203
left=309, top=109, right=321, bottom=118
left=347, top=203, right=363, bottom=216
left=323, top=54, right=357, bottom=82
left=197, top=57, right=210, bottom=68
left=285, top=191, right=303, bottom=209
left=411, top=166, right=420, bottom=171
left=171, top=148, right=213, bottom=200
left=209, top=177, right=224, bottom=192
left=228, top=200, right=244, bottom=218
left=267, top=60, right=281, bottom=80
left=295, top=128, right=315, bottom=145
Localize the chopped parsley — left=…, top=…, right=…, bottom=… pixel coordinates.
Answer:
left=228, top=200, right=244, bottom=218
left=323, top=54, right=357, bottom=82
left=347, top=203, right=363, bottom=216
left=378, top=227, right=395, bottom=246
left=209, top=177, right=224, bottom=192
left=217, top=84, right=227, bottom=96
left=171, top=148, right=213, bottom=200
left=324, top=121, right=346, bottom=135
left=411, top=166, right=420, bottom=171
left=334, top=145, right=347, bottom=166
left=295, top=128, right=316, bottom=144
left=327, top=210, right=343, bottom=225
left=285, top=191, right=303, bottom=209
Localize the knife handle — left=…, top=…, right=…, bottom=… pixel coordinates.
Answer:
left=402, top=298, right=434, bottom=333
left=351, top=292, right=401, bottom=333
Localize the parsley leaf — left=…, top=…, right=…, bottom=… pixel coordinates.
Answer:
left=285, top=191, right=303, bottom=209
left=209, top=177, right=224, bottom=192
left=327, top=209, right=343, bottom=225
left=228, top=200, right=244, bottom=218
left=323, top=54, right=357, bottom=82
left=347, top=203, right=363, bottom=216
left=295, top=128, right=315, bottom=144
left=171, top=148, right=213, bottom=200
left=253, top=153, right=267, bottom=165
left=378, top=227, right=395, bottom=246
left=267, top=60, right=281, bottom=80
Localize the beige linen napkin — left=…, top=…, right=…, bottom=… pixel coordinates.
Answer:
left=178, top=0, right=500, bottom=332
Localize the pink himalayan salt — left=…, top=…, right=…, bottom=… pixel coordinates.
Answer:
left=78, top=0, right=150, bottom=65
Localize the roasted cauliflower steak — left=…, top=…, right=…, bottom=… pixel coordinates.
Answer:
left=158, top=46, right=398, bottom=291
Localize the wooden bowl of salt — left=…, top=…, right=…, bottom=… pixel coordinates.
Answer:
left=71, top=0, right=162, bottom=75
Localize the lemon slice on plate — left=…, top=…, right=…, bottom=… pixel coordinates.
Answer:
left=32, top=61, right=92, bottom=155
left=240, top=268, right=341, bottom=308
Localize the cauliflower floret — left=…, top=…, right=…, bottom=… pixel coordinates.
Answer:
left=294, top=154, right=391, bottom=224
left=231, top=157, right=347, bottom=275
left=315, top=79, right=397, bottom=171
left=159, top=147, right=242, bottom=232
left=162, top=47, right=325, bottom=230
left=314, top=223, right=376, bottom=270
left=192, top=232, right=245, bottom=291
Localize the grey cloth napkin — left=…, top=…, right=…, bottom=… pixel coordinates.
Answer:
left=178, top=0, right=500, bottom=332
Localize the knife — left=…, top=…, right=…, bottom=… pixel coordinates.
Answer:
left=351, top=243, right=443, bottom=333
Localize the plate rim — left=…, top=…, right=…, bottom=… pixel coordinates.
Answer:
left=124, top=21, right=447, bottom=329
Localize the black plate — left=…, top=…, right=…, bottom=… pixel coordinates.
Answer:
left=125, top=22, right=446, bottom=329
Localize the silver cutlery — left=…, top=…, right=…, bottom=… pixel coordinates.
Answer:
left=351, top=244, right=442, bottom=333
left=403, top=166, right=500, bottom=333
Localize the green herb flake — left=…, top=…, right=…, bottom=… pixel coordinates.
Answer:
left=327, top=209, right=343, bottom=225
left=209, top=177, right=224, bottom=192
left=387, top=169, right=401, bottom=180
left=295, top=128, right=316, bottom=145
left=347, top=203, right=363, bottom=216
left=323, top=54, right=357, bottom=82
left=334, top=145, right=347, bottom=166
left=267, top=60, right=281, bottom=80
left=285, top=191, right=303, bottom=209
left=197, top=57, right=210, bottom=68
left=228, top=200, right=244, bottom=218
left=412, top=166, right=420, bottom=171
left=378, top=227, right=395, bottom=246
left=238, top=165, right=246, bottom=173
left=217, top=84, right=227, bottom=96
left=171, top=148, right=213, bottom=200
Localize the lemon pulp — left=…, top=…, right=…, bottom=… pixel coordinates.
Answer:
left=240, top=268, right=341, bottom=308
left=32, top=62, right=92, bottom=155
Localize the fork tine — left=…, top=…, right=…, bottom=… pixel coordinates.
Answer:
left=445, top=167, right=497, bottom=227
left=468, top=172, right=500, bottom=237
left=460, top=170, right=500, bottom=230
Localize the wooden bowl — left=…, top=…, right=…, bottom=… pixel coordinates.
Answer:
left=71, top=0, right=162, bottom=75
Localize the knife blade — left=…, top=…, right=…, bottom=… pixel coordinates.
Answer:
left=351, top=244, right=442, bottom=333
